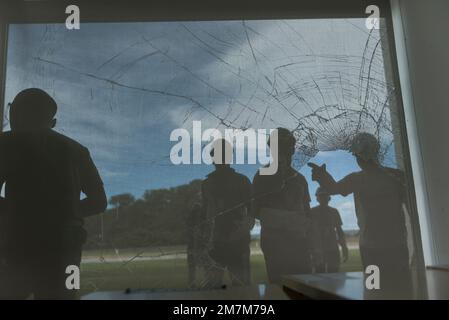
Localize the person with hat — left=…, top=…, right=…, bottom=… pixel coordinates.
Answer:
left=310, top=187, right=348, bottom=273
left=252, top=128, right=313, bottom=284
left=0, top=88, right=107, bottom=299
left=308, top=132, right=410, bottom=275
left=200, top=139, right=254, bottom=288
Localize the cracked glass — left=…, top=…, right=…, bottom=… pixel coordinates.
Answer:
left=2, top=18, right=420, bottom=296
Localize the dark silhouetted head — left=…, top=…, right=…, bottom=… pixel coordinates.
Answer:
left=268, top=127, right=296, bottom=168
left=9, top=88, right=57, bottom=131
left=316, top=187, right=331, bottom=206
left=349, top=132, right=380, bottom=170
left=210, top=138, right=233, bottom=169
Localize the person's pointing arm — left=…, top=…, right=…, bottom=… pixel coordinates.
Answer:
left=308, top=162, right=355, bottom=196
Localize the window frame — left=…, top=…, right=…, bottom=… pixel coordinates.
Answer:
left=0, top=0, right=426, bottom=272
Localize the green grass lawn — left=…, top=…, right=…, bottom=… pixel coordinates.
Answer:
left=79, top=248, right=362, bottom=297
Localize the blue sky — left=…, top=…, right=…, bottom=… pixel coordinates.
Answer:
left=3, top=19, right=399, bottom=231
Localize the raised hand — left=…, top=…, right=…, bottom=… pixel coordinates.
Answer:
left=307, top=162, right=326, bottom=182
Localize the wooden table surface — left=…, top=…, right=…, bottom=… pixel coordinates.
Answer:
left=283, top=269, right=449, bottom=300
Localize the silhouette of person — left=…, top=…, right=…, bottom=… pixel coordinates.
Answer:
left=253, top=128, right=312, bottom=284
left=310, top=187, right=348, bottom=273
left=0, top=88, right=107, bottom=299
left=308, top=132, right=410, bottom=277
left=186, top=195, right=203, bottom=288
left=201, top=139, right=253, bottom=288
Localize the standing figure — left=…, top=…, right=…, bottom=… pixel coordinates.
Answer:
left=308, top=132, right=410, bottom=276
left=310, top=187, right=348, bottom=273
left=0, top=88, right=107, bottom=299
left=253, top=128, right=312, bottom=284
left=201, top=139, right=253, bottom=288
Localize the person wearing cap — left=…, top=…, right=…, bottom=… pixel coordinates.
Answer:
left=310, top=187, right=348, bottom=273
left=201, top=139, right=253, bottom=288
left=0, top=88, right=107, bottom=299
left=252, top=128, right=312, bottom=284
left=308, top=132, right=410, bottom=275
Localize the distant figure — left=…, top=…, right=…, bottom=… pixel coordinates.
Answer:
left=310, top=187, right=348, bottom=273
left=253, top=128, right=312, bottom=284
left=186, top=196, right=203, bottom=288
left=201, top=139, right=253, bottom=288
left=0, top=88, right=107, bottom=299
left=308, top=132, right=410, bottom=275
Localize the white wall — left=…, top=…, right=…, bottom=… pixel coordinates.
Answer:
left=392, top=0, right=449, bottom=265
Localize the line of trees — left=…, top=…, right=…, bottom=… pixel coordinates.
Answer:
left=83, top=179, right=202, bottom=250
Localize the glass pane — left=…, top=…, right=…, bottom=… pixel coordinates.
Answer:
left=2, top=18, right=419, bottom=298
